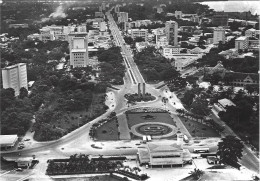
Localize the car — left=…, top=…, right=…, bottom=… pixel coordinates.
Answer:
left=16, top=168, right=23, bottom=171
left=24, top=139, right=30, bottom=141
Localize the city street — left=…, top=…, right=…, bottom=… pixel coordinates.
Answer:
left=1, top=8, right=259, bottom=181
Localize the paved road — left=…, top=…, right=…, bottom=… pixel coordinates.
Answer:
left=1, top=8, right=259, bottom=179
left=211, top=112, right=259, bottom=173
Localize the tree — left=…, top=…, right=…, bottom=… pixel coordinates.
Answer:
left=190, top=97, right=210, bottom=116
left=19, top=87, right=28, bottom=99
left=161, top=67, right=180, bottom=82
left=217, top=135, right=244, bottom=165
left=189, top=168, right=204, bottom=179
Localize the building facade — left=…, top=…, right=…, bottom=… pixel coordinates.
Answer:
left=212, top=14, right=228, bottom=26
left=235, top=36, right=249, bottom=50
left=118, top=12, right=128, bottom=23
left=131, top=29, right=148, bottom=41
left=2, top=63, right=28, bottom=96
left=213, top=27, right=225, bottom=44
left=165, top=21, right=178, bottom=46
left=175, top=11, right=182, bottom=19
left=68, top=33, right=89, bottom=68
left=156, top=34, right=168, bottom=48
left=163, top=46, right=181, bottom=58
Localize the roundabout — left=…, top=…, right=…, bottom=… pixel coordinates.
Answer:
left=131, top=122, right=177, bottom=139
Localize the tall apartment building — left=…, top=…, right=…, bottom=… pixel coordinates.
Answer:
left=212, top=13, right=228, bottom=26
left=118, top=12, right=128, bottom=23
left=165, top=21, right=178, bottom=46
left=235, top=36, right=249, bottom=50
left=213, top=27, right=225, bottom=44
left=2, top=63, right=28, bottom=96
left=131, top=29, right=148, bottom=42
left=68, top=33, right=89, bottom=68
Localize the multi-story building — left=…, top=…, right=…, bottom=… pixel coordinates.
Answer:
left=235, top=36, right=249, bottom=50
left=245, top=28, right=260, bottom=38
left=95, top=12, right=104, bottom=18
left=223, top=72, right=259, bottom=87
left=212, top=14, right=228, bottom=26
left=68, top=33, right=89, bottom=68
left=118, top=12, right=128, bottom=23
left=8, top=23, right=29, bottom=29
left=2, top=63, right=28, bottom=96
left=165, top=21, right=178, bottom=46
left=99, top=22, right=107, bottom=32
left=213, top=27, right=225, bottom=44
left=163, top=46, right=181, bottom=58
left=131, top=29, right=148, bottom=41
left=156, top=34, right=168, bottom=48
left=175, top=11, right=182, bottom=19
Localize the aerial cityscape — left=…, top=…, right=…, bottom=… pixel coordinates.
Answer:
left=0, top=0, right=259, bottom=180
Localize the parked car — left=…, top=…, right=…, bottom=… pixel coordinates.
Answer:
left=24, top=139, right=30, bottom=141
left=16, top=168, right=23, bottom=171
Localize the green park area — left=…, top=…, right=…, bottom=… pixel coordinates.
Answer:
left=94, top=117, right=119, bottom=141
left=179, top=116, right=220, bottom=137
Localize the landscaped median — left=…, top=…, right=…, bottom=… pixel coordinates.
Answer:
left=46, top=154, right=149, bottom=180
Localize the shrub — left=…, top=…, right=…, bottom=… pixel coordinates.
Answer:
left=102, top=130, right=107, bottom=134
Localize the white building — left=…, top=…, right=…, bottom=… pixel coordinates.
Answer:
left=213, top=27, right=225, bottom=44
left=165, top=21, right=178, bottom=46
left=245, top=28, right=260, bottom=38
left=0, top=135, right=18, bottom=150
left=156, top=34, right=168, bottom=48
left=118, top=12, right=128, bottom=23
left=213, top=98, right=236, bottom=114
left=16, top=157, right=33, bottom=168
left=2, top=63, right=28, bottom=96
left=68, top=33, right=89, bottom=68
left=99, top=21, right=107, bottom=32
left=235, top=36, right=249, bottom=50
left=175, top=11, right=182, bottom=19
left=163, top=46, right=181, bottom=58
left=136, top=42, right=149, bottom=52
left=131, top=29, right=148, bottom=41
left=114, top=5, right=120, bottom=13
left=137, top=132, right=192, bottom=167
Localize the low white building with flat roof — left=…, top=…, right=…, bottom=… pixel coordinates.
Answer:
left=16, top=157, right=33, bottom=168
left=213, top=98, right=236, bottom=113
left=163, top=46, right=181, bottom=58
left=0, top=135, right=18, bottom=149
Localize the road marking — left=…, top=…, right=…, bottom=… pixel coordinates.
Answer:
left=0, top=169, right=15, bottom=176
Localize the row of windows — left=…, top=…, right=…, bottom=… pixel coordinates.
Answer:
left=152, top=155, right=181, bottom=158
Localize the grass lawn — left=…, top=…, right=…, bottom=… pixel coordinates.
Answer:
left=179, top=116, right=220, bottom=137
left=95, top=118, right=119, bottom=141
left=127, top=112, right=177, bottom=140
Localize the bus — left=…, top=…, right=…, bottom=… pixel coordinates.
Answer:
left=183, top=134, right=189, bottom=143
left=193, top=147, right=209, bottom=153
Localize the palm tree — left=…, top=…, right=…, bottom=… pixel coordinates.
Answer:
left=189, top=168, right=204, bottom=179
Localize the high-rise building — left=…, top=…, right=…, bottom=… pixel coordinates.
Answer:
left=2, top=63, right=28, bottom=96
left=118, top=12, right=128, bottom=23
left=68, top=33, right=89, bottom=68
left=165, top=21, right=178, bottom=46
left=212, top=13, right=228, bottom=26
left=213, top=27, right=225, bottom=44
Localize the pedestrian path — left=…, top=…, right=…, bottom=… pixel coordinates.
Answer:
left=117, top=113, right=131, bottom=140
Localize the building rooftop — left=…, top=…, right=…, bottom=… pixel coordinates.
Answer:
left=2, top=63, right=26, bottom=70
left=235, top=36, right=248, bottom=41
left=71, top=49, right=87, bottom=53
left=0, top=135, right=18, bottom=145
left=148, top=142, right=182, bottom=153
left=218, top=98, right=236, bottom=107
